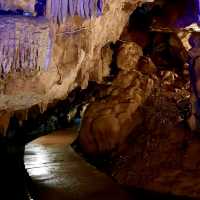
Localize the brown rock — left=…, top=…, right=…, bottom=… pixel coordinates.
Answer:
left=183, top=141, right=200, bottom=170
left=0, top=111, right=12, bottom=136
left=0, top=0, right=146, bottom=114
left=117, top=42, right=143, bottom=71
left=100, top=87, right=200, bottom=199
left=136, top=56, right=157, bottom=75
left=79, top=70, right=154, bottom=155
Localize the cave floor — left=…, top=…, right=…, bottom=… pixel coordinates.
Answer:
left=24, top=129, right=131, bottom=200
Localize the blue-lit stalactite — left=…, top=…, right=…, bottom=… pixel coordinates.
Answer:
left=0, top=0, right=103, bottom=19
left=46, top=0, right=103, bottom=23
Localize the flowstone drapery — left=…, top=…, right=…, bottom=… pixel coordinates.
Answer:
left=0, top=16, right=50, bottom=75
left=46, top=0, right=103, bottom=23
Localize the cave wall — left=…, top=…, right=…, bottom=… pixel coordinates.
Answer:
left=0, top=0, right=144, bottom=112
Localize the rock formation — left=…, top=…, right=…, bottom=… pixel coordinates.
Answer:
left=3, top=0, right=200, bottom=199
left=46, top=0, right=103, bottom=23
left=0, top=16, right=50, bottom=74
left=79, top=69, right=154, bottom=154
left=75, top=1, right=200, bottom=199
left=117, top=42, right=143, bottom=71
left=79, top=42, right=154, bottom=154
left=0, top=0, right=143, bottom=114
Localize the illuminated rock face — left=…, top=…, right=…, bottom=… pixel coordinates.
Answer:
left=0, top=0, right=144, bottom=112
left=117, top=42, right=143, bottom=71
left=79, top=69, right=154, bottom=154
left=78, top=42, right=156, bottom=155
left=0, top=16, right=50, bottom=75
left=0, top=0, right=103, bottom=18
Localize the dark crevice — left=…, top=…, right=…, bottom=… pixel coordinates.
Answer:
left=35, top=0, right=46, bottom=16
left=5, top=81, right=104, bottom=145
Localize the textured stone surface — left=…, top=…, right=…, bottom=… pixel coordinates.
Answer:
left=0, top=16, right=50, bottom=75
left=117, top=42, right=143, bottom=71
left=0, top=0, right=144, bottom=112
left=81, top=58, right=194, bottom=198
left=111, top=120, right=200, bottom=199
left=136, top=56, right=157, bottom=75
left=46, top=0, right=104, bottom=23
left=79, top=70, right=154, bottom=154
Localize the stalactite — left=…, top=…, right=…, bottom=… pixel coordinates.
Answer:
left=84, top=0, right=90, bottom=18
left=69, top=0, right=75, bottom=16
left=97, top=0, right=103, bottom=16
left=0, top=16, right=50, bottom=76
left=46, top=0, right=103, bottom=23
left=39, top=102, right=49, bottom=114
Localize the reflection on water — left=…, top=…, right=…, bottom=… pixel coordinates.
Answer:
left=24, top=129, right=131, bottom=200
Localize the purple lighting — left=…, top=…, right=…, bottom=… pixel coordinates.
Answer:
left=176, top=0, right=200, bottom=27
left=46, top=0, right=104, bottom=23
left=0, top=17, right=50, bottom=75
left=198, top=0, right=200, bottom=22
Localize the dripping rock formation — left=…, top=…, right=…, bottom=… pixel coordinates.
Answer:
left=76, top=1, right=200, bottom=199
left=0, top=0, right=143, bottom=113
left=46, top=0, right=103, bottom=23
left=0, top=16, right=50, bottom=74
left=79, top=42, right=154, bottom=154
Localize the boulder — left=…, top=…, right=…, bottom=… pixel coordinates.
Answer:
left=79, top=70, right=154, bottom=154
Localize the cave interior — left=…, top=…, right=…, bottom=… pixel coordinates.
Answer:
left=1, top=0, right=200, bottom=200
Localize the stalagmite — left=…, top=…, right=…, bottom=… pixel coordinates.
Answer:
left=0, top=16, right=50, bottom=75
left=46, top=0, right=103, bottom=23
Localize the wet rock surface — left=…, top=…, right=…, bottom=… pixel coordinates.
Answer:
left=25, top=130, right=197, bottom=200
left=25, top=130, right=132, bottom=200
